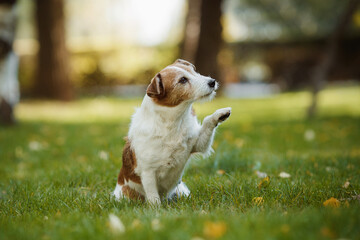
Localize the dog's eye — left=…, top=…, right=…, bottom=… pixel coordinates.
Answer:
left=179, top=77, right=188, bottom=84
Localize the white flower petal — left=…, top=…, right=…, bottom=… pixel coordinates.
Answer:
left=108, top=214, right=125, bottom=234
left=279, top=172, right=291, bottom=178
left=99, top=151, right=109, bottom=161
left=28, top=141, right=43, bottom=151
left=304, top=129, right=315, bottom=142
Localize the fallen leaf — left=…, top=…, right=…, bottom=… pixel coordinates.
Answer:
left=320, top=227, right=336, bottom=238
left=252, top=197, right=264, bottom=206
left=258, top=176, right=270, bottom=189
left=216, top=169, right=225, bottom=175
left=255, top=170, right=267, bottom=178
left=343, top=181, right=350, bottom=189
left=279, top=172, right=291, bottom=178
left=339, top=194, right=360, bottom=202
left=55, top=210, right=61, bottom=217
left=203, top=221, right=227, bottom=239
left=323, top=197, right=340, bottom=208
left=108, top=214, right=125, bottom=234
left=280, top=224, right=290, bottom=234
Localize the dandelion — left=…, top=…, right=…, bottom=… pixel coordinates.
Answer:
left=203, top=221, right=227, bottom=239
left=258, top=176, right=270, bottom=189
left=323, top=197, right=340, bottom=208
left=216, top=169, right=225, bottom=175
left=108, top=214, right=125, bottom=234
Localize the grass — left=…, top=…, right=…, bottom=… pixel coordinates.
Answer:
left=1, top=86, right=360, bottom=240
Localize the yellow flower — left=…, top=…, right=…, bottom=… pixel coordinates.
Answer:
left=203, top=221, right=227, bottom=239
left=323, top=197, right=340, bottom=208
left=252, top=197, right=264, bottom=206
left=258, top=176, right=270, bottom=189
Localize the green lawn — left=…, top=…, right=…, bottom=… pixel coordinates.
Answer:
left=1, top=86, right=360, bottom=240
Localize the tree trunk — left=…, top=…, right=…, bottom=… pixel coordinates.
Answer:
left=181, top=0, right=224, bottom=81
left=307, top=0, right=359, bottom=118
left=34, top=0, right=73, bottom=100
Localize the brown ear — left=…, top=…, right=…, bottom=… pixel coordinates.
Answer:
left=175, top=59, right=196, bottom=70
left=146, top=73, right=165, bottom=98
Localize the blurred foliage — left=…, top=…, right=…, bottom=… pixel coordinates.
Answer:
left=70, top=45, right=178, bottom=88
left=14, top=0, right=360, bottom=92
left=18, top=45, right=179, bottom=94
left=226, top=0, right=360, bottom=41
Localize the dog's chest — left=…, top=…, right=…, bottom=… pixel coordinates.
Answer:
left=154, top=130, right=195, bottom=192
left=132, top=115, right=198, bottom=189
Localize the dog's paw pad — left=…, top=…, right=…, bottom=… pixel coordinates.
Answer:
left=214, top=107, right=231, bottom=124
left=218, top=111, right=231, bottom=122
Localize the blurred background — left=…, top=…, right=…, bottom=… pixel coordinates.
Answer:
left=0, top=0, right=359, bottom=124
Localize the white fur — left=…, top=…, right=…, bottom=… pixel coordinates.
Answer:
left=113, top=64, right=231, bottom=205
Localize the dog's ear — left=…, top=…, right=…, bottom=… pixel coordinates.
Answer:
left=147, top=73, right=165, bottom=98
left=175, top=59, right=196, bottom=70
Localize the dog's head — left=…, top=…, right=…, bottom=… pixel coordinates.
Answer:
left=146, top=59, right=218, bottom=107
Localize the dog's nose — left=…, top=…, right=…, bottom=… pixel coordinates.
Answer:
left=208, top=79, right=216, bottom=88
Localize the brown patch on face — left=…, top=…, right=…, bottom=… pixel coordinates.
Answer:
left=122, top=185, right=145, bottom=201
left=148, top=68, right=192, bottom=107
left=117, top=138, right=142, bottom=185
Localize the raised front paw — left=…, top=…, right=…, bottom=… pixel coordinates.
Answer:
left=213, top=107, right=231, bottom=125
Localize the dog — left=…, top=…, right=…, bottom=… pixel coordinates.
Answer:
left=113, top=59, right=231, bottom=205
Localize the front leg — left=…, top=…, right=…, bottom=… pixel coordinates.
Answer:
left=141, top=170, right=161, bottom=205
left=192, top=107, right=231, bottom=154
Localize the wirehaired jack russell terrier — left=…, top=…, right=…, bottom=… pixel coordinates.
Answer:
left=113, top=59, right=231, bottom=205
